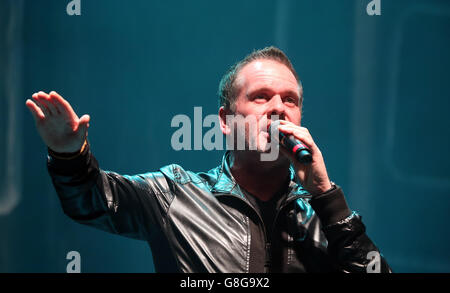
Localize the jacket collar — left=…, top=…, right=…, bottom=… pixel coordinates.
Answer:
left=210, top=151, right=310, bottom=200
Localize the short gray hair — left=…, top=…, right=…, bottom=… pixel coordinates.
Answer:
left=218, top=46, right=302, bottom=111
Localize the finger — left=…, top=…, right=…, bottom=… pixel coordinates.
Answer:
left=35, top=92, right=53, bottom=115
left=32, top=93, right=50, bottom=117
left=49, top=91, right=76, bottom=115
left=37, top=91, right=56, bottom=115
left=42, top=92, right=61, bottom=114
left=48, top=91, right=67, bottom=113
left=277, top=124, right=309, bottom=137
left=25, top=99, right=45, bottom=121
left=278, top=124, right=316, bottom=150
left=278, top=143, right=309, bottom=181
left=77, top=114, right=90, bottom=132
left=43, top=94, right=60, bottom=114
left=277, top=127, right=314, bottom=154
left=278, top=120, right=298, bottom=126
left=277, top=120, right=306, bottom=134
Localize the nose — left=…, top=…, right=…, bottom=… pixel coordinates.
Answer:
left=268, top=94, right=285, bottom=120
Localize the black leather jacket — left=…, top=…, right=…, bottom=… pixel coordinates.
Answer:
left=47, top=144, right=391, bottom=273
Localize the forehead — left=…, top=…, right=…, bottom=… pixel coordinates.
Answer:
left=236, top=59, right=300, bottom=93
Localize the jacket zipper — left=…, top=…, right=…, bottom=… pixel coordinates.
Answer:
left=216, top=192, right=307, bottom=272
left=215, top=193, right=269, bottom=244
left=265, top=195, right=305, bottom=272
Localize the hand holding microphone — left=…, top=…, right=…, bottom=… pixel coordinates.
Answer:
left=269, top=119, right=332, bottom=195
left=269, top=120, right=312, bottom=164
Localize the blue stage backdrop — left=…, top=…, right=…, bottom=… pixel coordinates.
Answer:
left=1, top=0, right=449, bottom=272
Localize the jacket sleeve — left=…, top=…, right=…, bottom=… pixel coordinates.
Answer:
left=47, top=142, right=174, bottom=240
left=309, top=186, right=392, bottom=273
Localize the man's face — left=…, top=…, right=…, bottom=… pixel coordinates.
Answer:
left=230, top=59, right=302, bottom=153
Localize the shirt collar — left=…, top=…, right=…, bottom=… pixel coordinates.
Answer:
left=211, top=151, right=310, bottom=200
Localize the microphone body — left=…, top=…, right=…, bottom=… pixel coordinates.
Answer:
left=269, top=120, right=313, bottom=164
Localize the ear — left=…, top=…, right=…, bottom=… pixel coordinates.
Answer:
left=219, top=106, right=232, bottom=135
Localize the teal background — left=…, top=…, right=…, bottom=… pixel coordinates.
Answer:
left=1, top=0, right=450, bottom=272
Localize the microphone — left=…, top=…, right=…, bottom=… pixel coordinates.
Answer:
left=269, top=120, right=312, bottom=164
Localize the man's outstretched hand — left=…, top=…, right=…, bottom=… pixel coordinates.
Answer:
left=25, top=91, right=90, bottom=153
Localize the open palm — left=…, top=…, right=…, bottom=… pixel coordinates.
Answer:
left=25, top=91, right=90, bottom=153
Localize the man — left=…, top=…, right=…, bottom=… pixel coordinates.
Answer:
left=26, top=47, right=391, bottom=273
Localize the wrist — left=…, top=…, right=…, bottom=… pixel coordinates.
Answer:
left=48, top=139, right=88, bottom=160
left=321, top=180, right=336, bottom=194
left=311, top=180, right=335, bottom=196
left=308, top=184, right=352, bottom=226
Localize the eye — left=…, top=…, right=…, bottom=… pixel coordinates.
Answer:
left=284, top=96, right=297, bottom=105
left=253, top=94, right=268, bottom=102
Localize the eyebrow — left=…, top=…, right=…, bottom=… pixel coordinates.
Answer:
left=246, top=87, right=300, bottom=98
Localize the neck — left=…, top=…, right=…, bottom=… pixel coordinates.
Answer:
left=229, top=151, right=291, bottom=202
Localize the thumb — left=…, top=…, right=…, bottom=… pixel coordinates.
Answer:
left=77, top=114, right=90, bottom=133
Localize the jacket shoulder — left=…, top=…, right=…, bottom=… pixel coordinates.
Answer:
left=159, top=164, right=214, bottom=186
